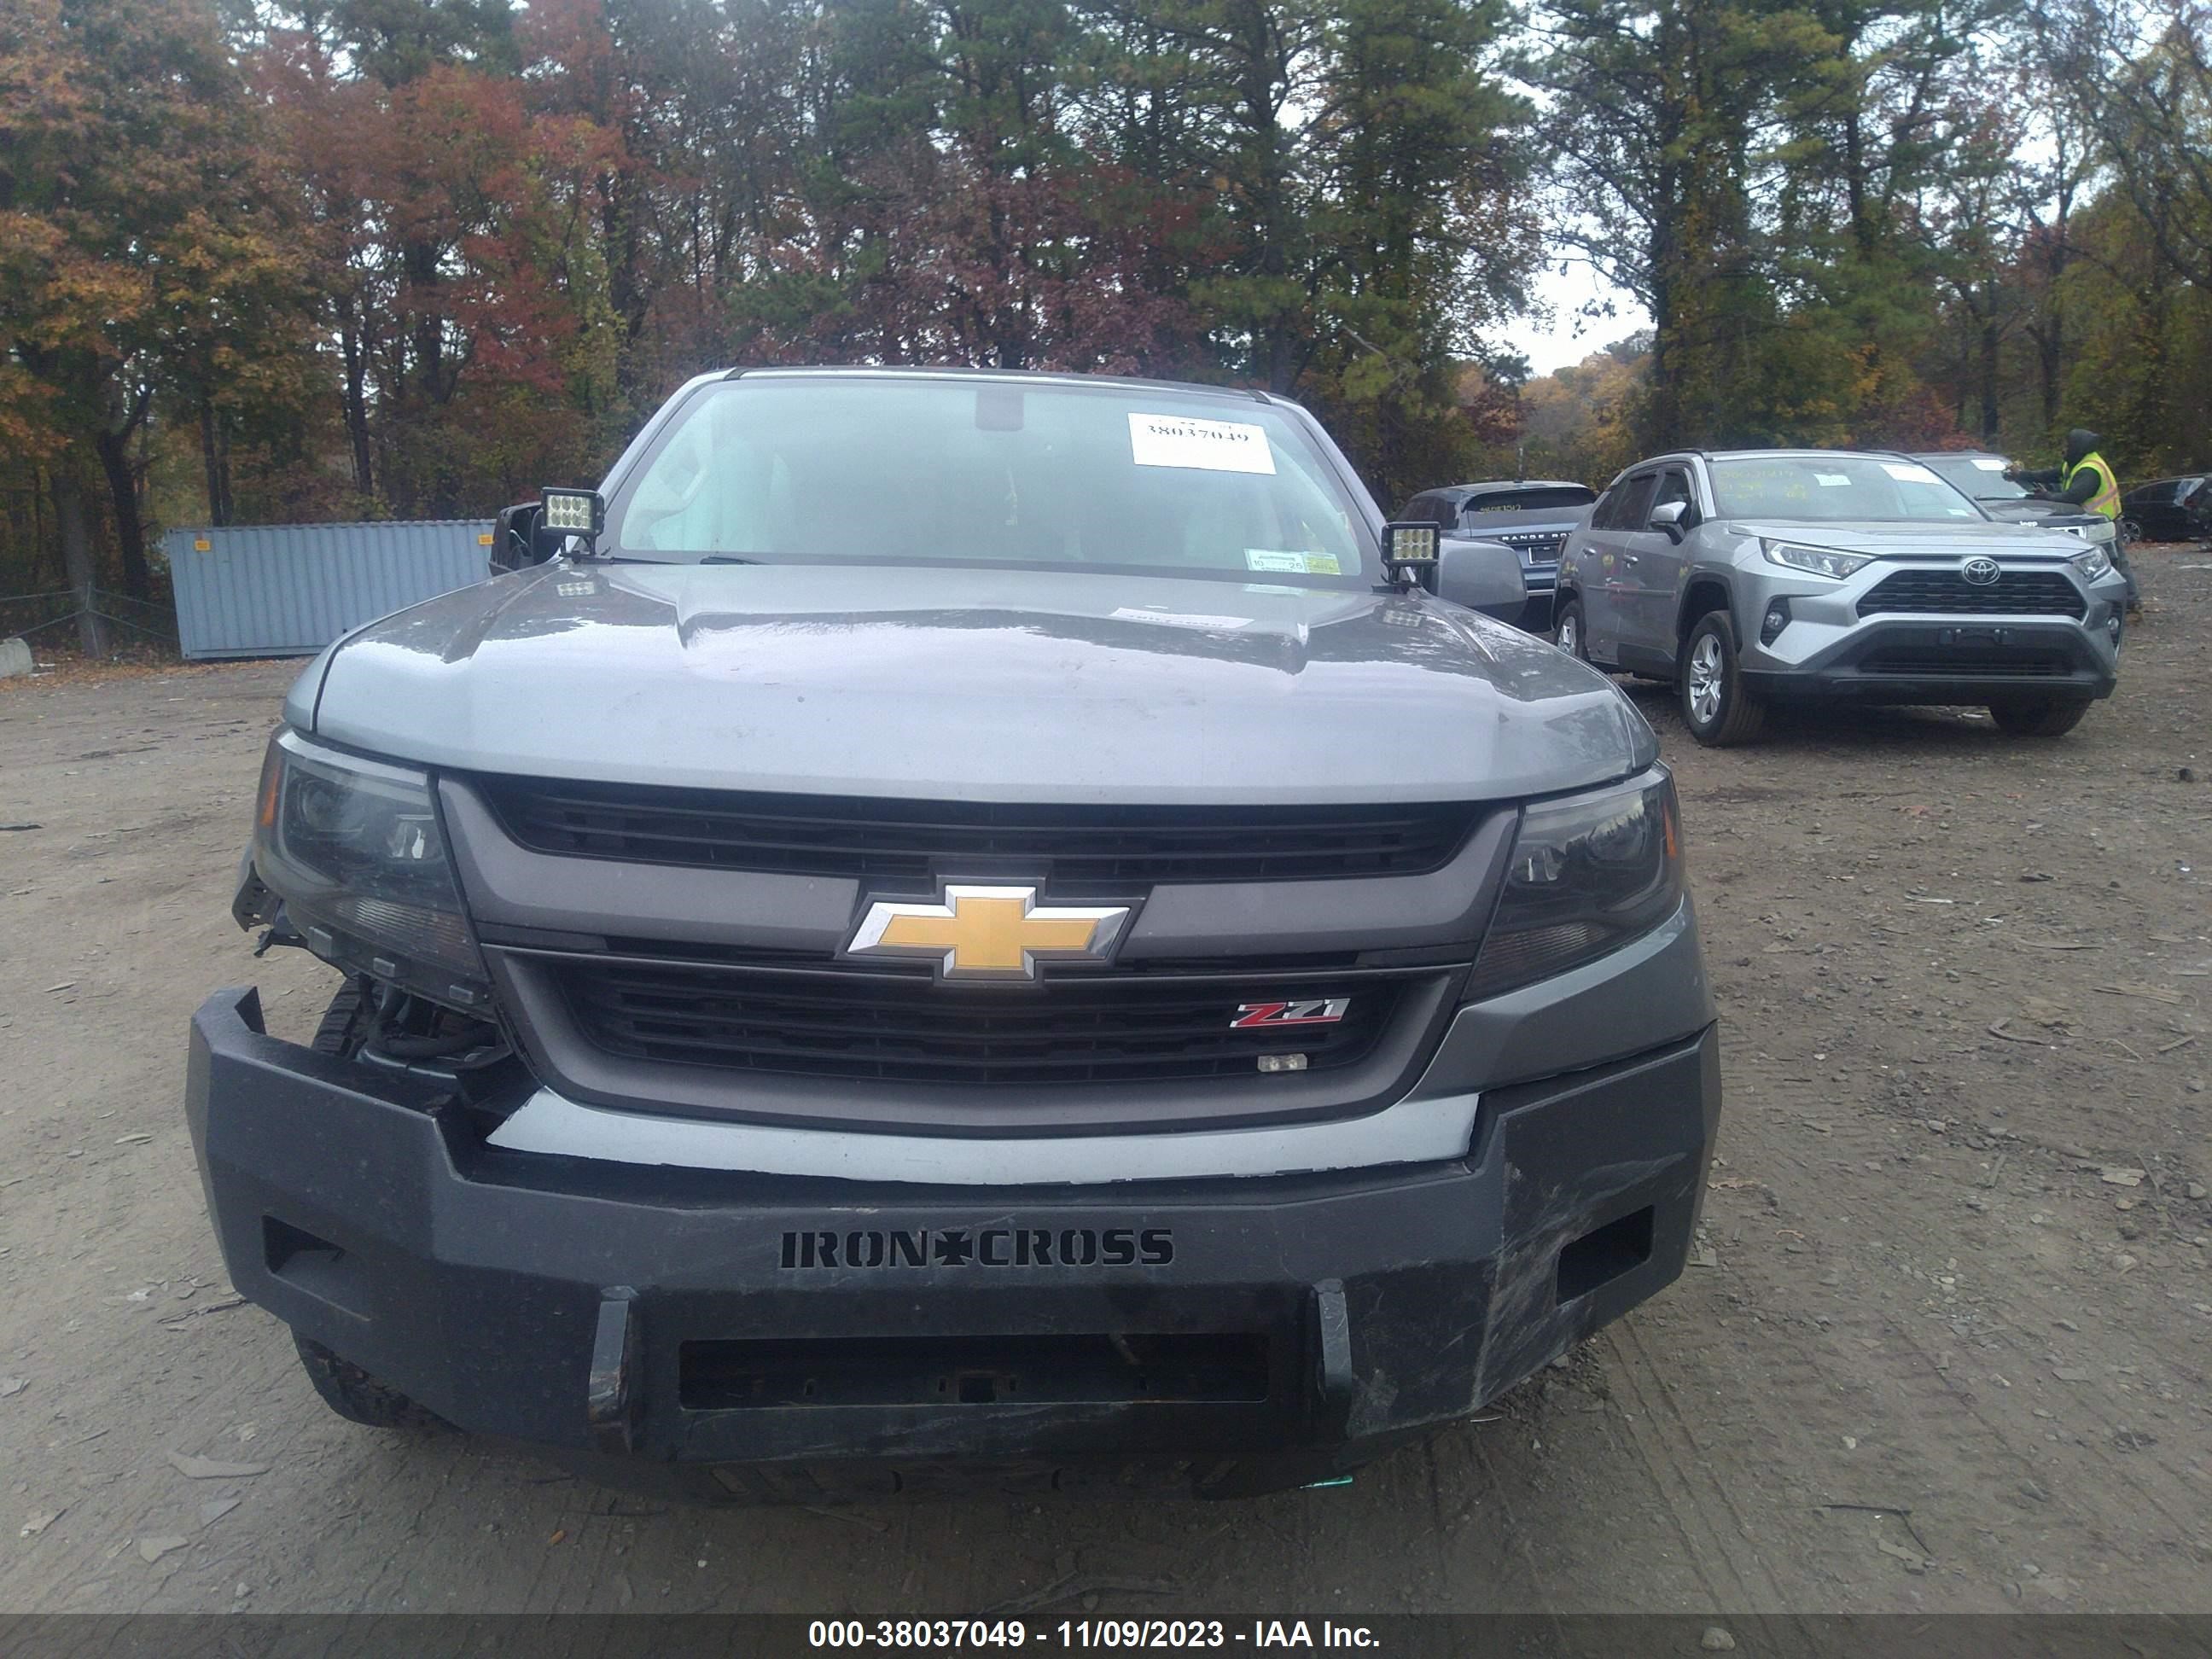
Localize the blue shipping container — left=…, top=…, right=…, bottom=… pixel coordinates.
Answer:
left=165, top=521, right=494, bottom=661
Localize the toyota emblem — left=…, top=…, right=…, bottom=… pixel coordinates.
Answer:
left=1961, top=556, right=2001, bottom=586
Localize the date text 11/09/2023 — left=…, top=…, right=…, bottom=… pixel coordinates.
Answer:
left=807, top=1621, right=1382, bottom=1650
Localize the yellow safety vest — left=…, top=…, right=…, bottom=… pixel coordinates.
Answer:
left=2064, top=452, right=2122, bottom=520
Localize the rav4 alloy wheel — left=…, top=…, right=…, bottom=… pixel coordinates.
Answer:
left=1679, top=612, right=1767, bottom=747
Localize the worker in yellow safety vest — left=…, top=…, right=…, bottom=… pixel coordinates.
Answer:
left=2010, top=428, right=2139, bottom=614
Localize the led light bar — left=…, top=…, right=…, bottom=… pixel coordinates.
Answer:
left=541, top=486, right=604, bottom=539
left=1382, top=521, right=1439, bottom=568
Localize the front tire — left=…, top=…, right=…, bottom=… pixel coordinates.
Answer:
left=1553, top=597, right=1588, bottom=662
left=1679, top=611, right=1767, bottom=746
left=1989, top=697, right=2092, bottom=737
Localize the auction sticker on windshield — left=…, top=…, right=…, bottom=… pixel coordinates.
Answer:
left=1883, top=462, right=1941, bottom=483
left=1244, top=550, right=1341, bottom=575
left=1129, top=412, right=1278, bottom=474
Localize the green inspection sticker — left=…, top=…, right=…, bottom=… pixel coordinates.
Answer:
left=1244, top=550, right=1342, bottom=575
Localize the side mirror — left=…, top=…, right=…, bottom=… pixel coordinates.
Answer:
left=491, top=501, right=544, bottom=575
left=1648, top=499, right=1692, bottom=539
left=492, top=487, right=604, bottom=574
left=1432, top=537, right=1528, bottom=624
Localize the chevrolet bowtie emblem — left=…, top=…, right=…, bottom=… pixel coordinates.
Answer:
left=844, top=884, right=1132, bottom=982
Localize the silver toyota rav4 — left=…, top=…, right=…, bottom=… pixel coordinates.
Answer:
left=1553, top=449, right=2128, bottom=745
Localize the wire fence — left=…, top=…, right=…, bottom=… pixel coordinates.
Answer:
left=0, top=585, right=180, bottom=655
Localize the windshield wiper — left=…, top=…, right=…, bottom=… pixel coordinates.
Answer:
left=591, top=553, right=762, bottom=565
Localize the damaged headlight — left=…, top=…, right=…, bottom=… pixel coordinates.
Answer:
left=1464, top=769, right=1685, bottom=999
left=252, top=731, right=490, bottom=1010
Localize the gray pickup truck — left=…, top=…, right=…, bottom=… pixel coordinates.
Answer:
left=187, top=367, right=1720, bottom=1500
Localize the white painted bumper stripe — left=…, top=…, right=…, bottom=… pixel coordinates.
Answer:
left=487, top=1087, right=1480, bottom=1186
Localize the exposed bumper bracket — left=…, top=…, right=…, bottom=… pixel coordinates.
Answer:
left=586, top=1286, right=642, bottom=1452
left=1308, top=1278, right=1357, bottom=1436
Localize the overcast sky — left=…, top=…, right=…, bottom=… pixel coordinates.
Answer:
left=1512, top=259, right=1650, bottom=376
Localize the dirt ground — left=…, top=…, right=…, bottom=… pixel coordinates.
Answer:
left=2, top=546, right=2208, bottom=1619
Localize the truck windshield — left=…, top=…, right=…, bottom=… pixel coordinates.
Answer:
left=603, top=375, right=1371, bottom=587
left=1707, top=455, right=1988, bottom=523
left=1918, top=455, right=2029, bottom=501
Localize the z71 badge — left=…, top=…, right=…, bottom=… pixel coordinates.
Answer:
left=1231, top=998, right=1350, bottom=1029
left=781, top=1226, right=1174, bottom=1270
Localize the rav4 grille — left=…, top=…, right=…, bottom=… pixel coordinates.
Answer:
left=555, top=961, right=1405, bottom=1086
left=1860, top=649, right=2073, bottom=678
left=481, top=782, right=1474, bottom=886
left=1856, top=570, right=2085, bottom=620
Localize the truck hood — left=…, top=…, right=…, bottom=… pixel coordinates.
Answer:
left=1724, top=519, right=2093, bottom=556
left=303, top=561, right=1654, bottom=805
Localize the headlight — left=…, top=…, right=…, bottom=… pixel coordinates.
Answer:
left=1762, top=539, right=1873, bottom=580
left=1465, top=770, right=1685, bottom=1000
left=2077, top=518, right=2116, bottom=544
left=2071, top=545, right=2113, bottom=581
left=253, top=731, right=489, bottom=1010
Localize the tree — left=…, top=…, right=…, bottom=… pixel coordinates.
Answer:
left=2028, top=0, right=2212, bottom=294
left=1526, top=0, right=1837, bottom=448
left=1301, top=0, right=1536, bottom=499
left=1, top=0, right=304, bottom=615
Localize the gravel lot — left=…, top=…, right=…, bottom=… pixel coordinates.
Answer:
left=2, top=547, right=2208, bottom=1616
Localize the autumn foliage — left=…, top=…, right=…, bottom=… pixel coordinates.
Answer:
left=2, top=0, right=2208, bottom=607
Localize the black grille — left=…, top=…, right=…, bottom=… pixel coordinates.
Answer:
left=1860, top=649, right=2072, bottom=679
left=484, top=782, right=1474, bottom=886
left=1857, top=570, right=2084, bottom=619
left=556, top=962, right=1403, bottom=1086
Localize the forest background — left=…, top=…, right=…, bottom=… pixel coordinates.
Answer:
left=3, top=0, right=2207, bottom=603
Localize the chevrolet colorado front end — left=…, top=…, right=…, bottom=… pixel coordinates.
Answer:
left=187, top=368, right=1719, bottom=1499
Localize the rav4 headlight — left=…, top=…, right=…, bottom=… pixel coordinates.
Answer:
left=1762, top=539, right=1872, bottom=580
left=2071, top=544, right=2113, bottom=581
left=1465, top=769, right=1685, bottom=1000
left=253, top=731, right=490, bottom=1010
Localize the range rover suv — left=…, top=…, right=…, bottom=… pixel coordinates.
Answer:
left=1555, top=449, right=2128, bottom=746
left=187, top=368, right=1720, bottom=1500
left=1399, top=479, right=1598, bottom=633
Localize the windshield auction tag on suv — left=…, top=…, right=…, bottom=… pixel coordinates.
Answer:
left=1128, top=412, right=1278, bottom=474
